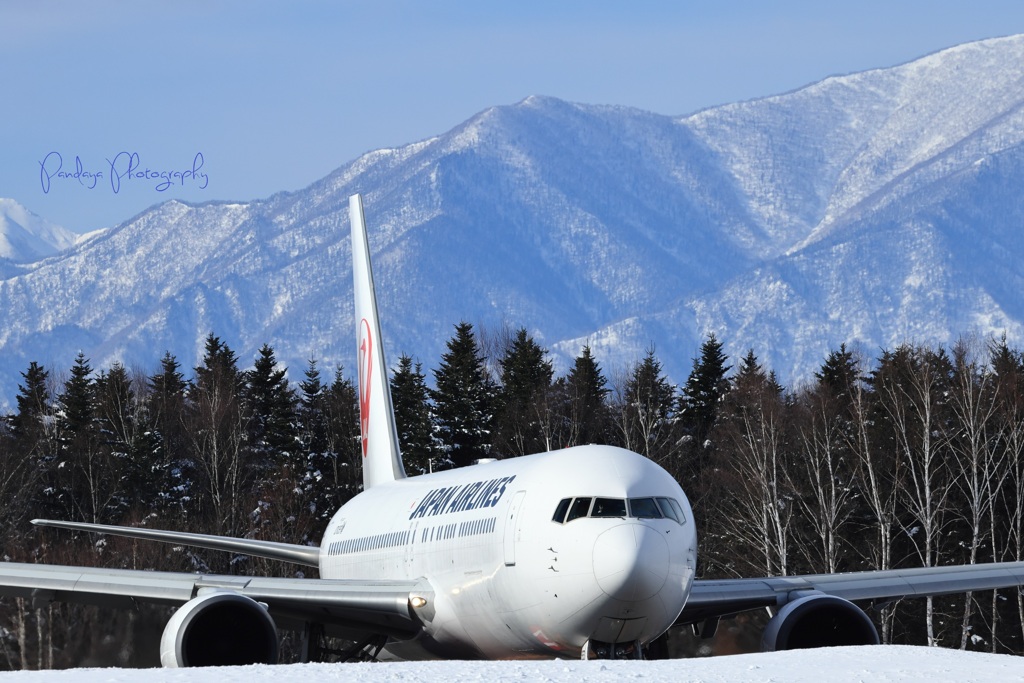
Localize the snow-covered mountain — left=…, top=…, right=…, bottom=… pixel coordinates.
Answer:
left=0, top=199, right=77, bottom=264
left=3, top=35, right=1024, bottom=405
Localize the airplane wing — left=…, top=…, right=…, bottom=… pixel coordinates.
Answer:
left=679, top=561, right=1024, bottom=626
left=3, top=520, right=432, bottom=640
left=30, top=519, right=322, bottom=568
left=0, top=560, right=428, bottom=639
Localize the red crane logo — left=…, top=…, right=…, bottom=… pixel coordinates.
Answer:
left=358, top=318, right=373, bottom=458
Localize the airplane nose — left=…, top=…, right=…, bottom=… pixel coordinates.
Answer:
left=592, top=523, right=669, bottom=602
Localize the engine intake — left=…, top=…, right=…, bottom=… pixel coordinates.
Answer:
left=762, top=594, right=879, bottom=651
left=160, top=592, right=279, bottom=667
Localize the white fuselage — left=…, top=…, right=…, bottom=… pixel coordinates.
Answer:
left=319, top=445, right=697, bottom=659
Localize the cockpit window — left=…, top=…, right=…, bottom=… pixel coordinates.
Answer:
left=552, top=498, right=571, bottom=523
left=566, top=497, right=592, bottom=522
left=553, top=495, right=686, bottom=524
left=657, top=497, right=686, bottom=524
left=591, top=498, right=627, bottom=518
left=628, top=497, right=663, bottom=519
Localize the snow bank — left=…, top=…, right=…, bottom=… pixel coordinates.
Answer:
left=0, top=646, right=1020, bottom=683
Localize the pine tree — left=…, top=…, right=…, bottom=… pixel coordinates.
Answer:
left=59, top=352, right=95, bottom=435
left=562, top=345, right=611, bottom=447
left=93, top=362, right=148, bottom=522
left=3, top=362, right=51, bottom=533
left=990, top=336, right=1024, bottom=404
left=390, top=354, right=440, bottom=474
left=187, top=334, right=248, bottom=539
left=323, top=367, right=361, bottom=508
left=242, top=346, right=301, bottom=545
left=297, top=358, right=329, bottom=466
left=493, top=328, right=554, bottom=456
left=732, top=349, right=765, bottom=393
left=10, top=361, right=52, bottom=453
left=431, top=322, right=495, bottom=468
left=52, top=353, right=99, bottom=521
left=615, top=348, right=676, bottom=462
left=679, top=333, right=732, bottom=450
left=292, top=359, right=347, bottom=531
left=147, top=352, right=191, bottom=516
left=244, top=344, right=297, bottom=462
left=815, top=343, right=861, bottom=397
left=194, top=334, right=243, bottom=398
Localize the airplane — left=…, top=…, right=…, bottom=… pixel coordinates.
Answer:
left=2, top=193, right=1024, bottom=667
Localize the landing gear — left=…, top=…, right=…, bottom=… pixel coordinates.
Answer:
left=581, top=638, right=643, bottom=660
left=643, top=633, right=671, bottom=660
left=301, top=623, right=388, bottom=663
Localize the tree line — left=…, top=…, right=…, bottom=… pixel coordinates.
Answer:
left=1, top=325, right=1024, bottom=666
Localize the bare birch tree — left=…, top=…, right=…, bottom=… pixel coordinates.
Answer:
left=794, top=384, right=857, bottom=574
left=717, top=358, right=795, bottom=576
left=875, top=345, right=955, bottom=645
left=947, top=341, right=1007, bottom=650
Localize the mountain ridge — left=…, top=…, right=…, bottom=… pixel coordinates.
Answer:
left=0, top=199, right=78, bottom=265
left=3, top=35, right=1024, bottom=405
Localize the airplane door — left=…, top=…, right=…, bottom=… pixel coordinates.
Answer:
left=406, top=521, right=418, bottom=570
left=503, top=490, right=526, bottom=566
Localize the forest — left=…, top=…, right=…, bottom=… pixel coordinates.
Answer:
left=1, top=323, right=1024, bottom=667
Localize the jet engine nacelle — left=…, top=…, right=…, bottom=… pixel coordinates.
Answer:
left=761, top=594, right=879, bottom=652
left=160, top=592, right=279, bottom=667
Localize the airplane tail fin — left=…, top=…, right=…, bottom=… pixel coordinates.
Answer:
left=350, top=194, right=407, bottom=489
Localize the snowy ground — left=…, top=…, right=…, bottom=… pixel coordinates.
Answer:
left=0, top=647, right=1020, bottom=683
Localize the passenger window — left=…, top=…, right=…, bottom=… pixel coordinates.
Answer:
left=566, top=497, right=592, bottom=522
left=591, top=498, right=626, bottom=518
left=552, top=498, right=571, bottom=523
left=628, top=498, right=663, bottom=519
left=657, top=497, right=686, bottom=524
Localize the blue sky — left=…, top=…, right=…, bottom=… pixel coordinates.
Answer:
left=5, top=0, right=1024, bottom=233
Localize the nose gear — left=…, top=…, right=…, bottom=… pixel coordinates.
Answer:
left=581, top=638, right=643, bottom=660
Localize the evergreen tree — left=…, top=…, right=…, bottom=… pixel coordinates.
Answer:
left=194, top=334, right=243, bottom=398
left=815, top=343, right=861, bottom=396
left=990, top=336, right=1024, bottom=404
left=187, top=334, right=248, bottom=539
left=244, top=344, right=298, bottom=462
left=731, top=349, right=785, bottom=398
left=241, top=346, right=302, bottom=545
left=59, top=352, right=95, bottom=435
left=615, top=348, right=676, bottom=463
left=52, top=353, right=99, bottom=521
left=562, top=345, right=611, bottom=447
left=675, top=336, right=732, bottom=515
left=3, top=362, right=50, bottom=534
left=10, top=361, right=52, bottom=453
left=733, top=349, right=768, bottom=392
left=297, top=358, right=329, bottom=465
left=493, top=328, right=554, bottom=456
left=390, top=354, right=440, bottom=475
left=292, top=359, right=345, bottom=531
left=323, top=367, right=361, bottom=508
left=431, top=322, right=495, bottom=468
left=679, top=333, right=732, bottom=449
left=93, top=362, right=149, bottom=522
left=146, top=352, right=191, bottom=515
